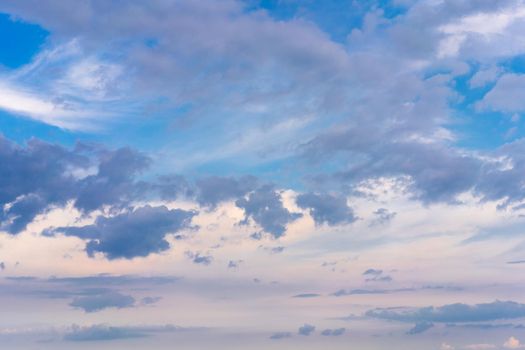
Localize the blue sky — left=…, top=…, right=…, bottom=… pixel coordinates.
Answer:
left=2, top=1, right=525, bottom=349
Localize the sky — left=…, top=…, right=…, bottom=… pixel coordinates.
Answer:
left=2, top=1, right=525, bottom=349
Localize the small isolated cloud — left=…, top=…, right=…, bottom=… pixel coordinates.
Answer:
left=270, top=332, right=292, bottom=340
left=504, top=336, right=524, bottom=349
left=298, top=324, right=315, bottom=336
left=185, top=251, right=213, bottom=265
left=362, top=269, right=392, bottom=282
left=0, top=262, right=4, bottom=271
left=406, top=322, right=434, bottom=335
left=321, top=328, right=345, bottom=336
left=441, top=343, right=454, bottom=350
left=69, top=291, right=135, bottom=313
left=227, top=260, right=243, bottom=269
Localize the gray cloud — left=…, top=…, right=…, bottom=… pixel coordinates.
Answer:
left=236, top=185, right=302, bottom=238
left=69, top=291, right=135, bottom=313
left=407, top=322, right=434, bottom=335
left=64, top=324, right=179, bottom=342
left=321, top=328, right=345, bottom=336
left=292, top=293, right=320, bottom=298
left=298, top=324, right=316, bottom=336
left=296, top=192, right=356, bottom=226
left=185, top=251, right=213, bottom=266
left=270, top=332, right=292, bottom=340
left=195, top=176, right=258, bottom=208
left=51, top=205, right=196, bottom=259
left=366, top=301, right=525, bottom=323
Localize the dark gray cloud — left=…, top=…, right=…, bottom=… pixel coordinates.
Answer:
left=50, top=206, right=197, bottom=259
left=321, top=328, right=345, bottom=336
left=366, top=301, right=525, bottom=323
left=236, top=185, right=302, bottom=238
left=296, top=192, right=356, bottom=226
left=69, top=291, right=135, bottom=313
left=407, top=322, right=434, bottom=335
left=298, top=324, right=315, bottom=336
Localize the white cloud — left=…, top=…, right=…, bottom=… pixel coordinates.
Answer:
left=504, top=336, right=524, bottom=349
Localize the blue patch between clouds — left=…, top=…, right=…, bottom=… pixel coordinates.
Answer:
left=0, top=12, right=48, bottom=69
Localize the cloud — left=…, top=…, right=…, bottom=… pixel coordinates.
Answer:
left=363, top=269, right=392, bottom=282
left=321, top=328, right=345, bottom=336
left=292, top=293, right=320, bottom=298
left=296, top=192, right=356, bottom=226
left=140, top=296, right=162, bottom=306
left=270, top=332, right=292, bottom=340
left=298, top=324, right=315, bottom=336
left=185, top=251, right=213, bottom=266
left=51, top=205, right=197, bottom=259
left=69, top=291, right=135, bottom=313
left=478, top=74, right=525, bottom=113
left=63, top=324, right=180, bottom=342
left=441, top=343, right=454, bottom=350
left=236, top=185, right=302, bottom=238
left=73, top=147, right=150, bottom=213
left=406, top=322, right=434, bottom=335
left=195, top=176, right=258, bottom=208
left=366, top=301, right=525, bottom=323
left=504, top=337, right=524, bottom=349
left=370, top=208, right=396, bottom=226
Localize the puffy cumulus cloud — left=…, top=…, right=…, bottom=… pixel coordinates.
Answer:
left=366, top=301, right=525, bottom=323
left=236, top=185, right=302, bottom=238
left=0, top=136, right=88, bottom=234
left=295, top=192, right=356, bottom=226
left=69, top=291, right=135, bottom=313
left=50, top=205, right=197, bottom=259
left=0, top=136, right=152, bottom=235
left=298, top=324, right=315, bottom=336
